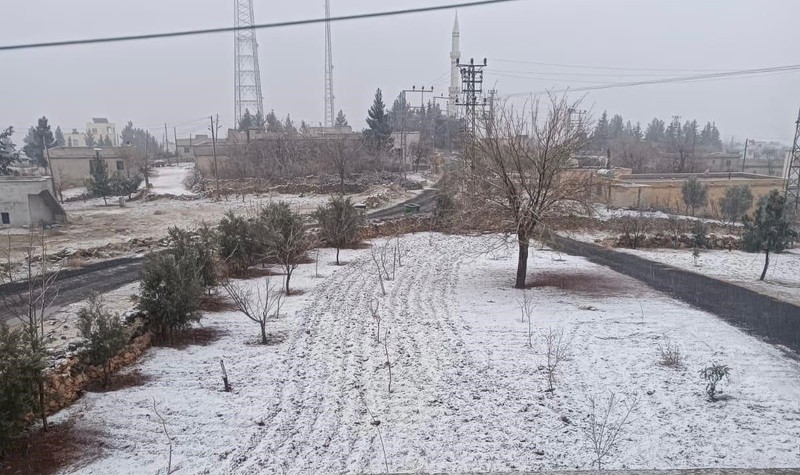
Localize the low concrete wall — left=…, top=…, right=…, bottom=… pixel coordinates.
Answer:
left=551, top=235, right=800, bottom=352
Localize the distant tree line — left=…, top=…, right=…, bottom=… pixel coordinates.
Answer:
left=587, top=111, right=724, bottom=173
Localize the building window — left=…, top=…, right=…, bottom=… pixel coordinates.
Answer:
left=184, top=147, right=190, bottom=153
left=116, top=161, right=125, bottom=171
left=726, top=160, right=731, bottom=166
left=1, top=213, right=9, bottom=225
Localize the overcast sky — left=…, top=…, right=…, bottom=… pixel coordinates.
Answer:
left=2, top=0, right=799, bottom=144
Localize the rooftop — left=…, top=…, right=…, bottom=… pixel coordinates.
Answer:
left=91, top=118, right=110, bottom=124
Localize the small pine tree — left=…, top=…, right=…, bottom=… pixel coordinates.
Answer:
left=84, top=128, right=96, bottom=147
left=77, top=295, right=130, bottom=388
left=0, top=126, right=18, bottom=175
left=138, top=253, right=204, bottom=342
left=54, top=126, right=66, bottom=147
left=168, top=225, right=217, bottom=293
left=681, top=176, right=708, bottom=216
left=111, top=174, right=143, bottom=198
left=335, top=109, right=348, bottom=127
left=0, top=323, right=45, bottom=455
left=315, top=196, right=364, bottom=265
left=86, top=156, right=113, bottom=205
left=217, top=211, right=253, bottom=275
left=742, top=190, right=797, bottom=281
left=238, top=109, right=255, bottom=131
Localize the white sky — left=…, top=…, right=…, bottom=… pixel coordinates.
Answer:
left=1, top=0, right=798, bottom=144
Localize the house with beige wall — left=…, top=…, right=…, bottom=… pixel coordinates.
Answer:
left=48, top=147, right=133, bottom=189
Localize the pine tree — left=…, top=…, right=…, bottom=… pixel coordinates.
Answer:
left=86, top=155, right=113, bottom=205
left=364, top=88, right=392, bottom=152
left=238, top=109, right=255, bottom=131
left=0, top=126, right=17, bottom=175
left=84, top=129, right=97, bottom=147
left=21, top=117, right=56, bottom=168
left=265, top=110, right=284, bottom=133
left=609, top=114, right=625, bottom=140
left=335, top=109, right=348, bottom=127
left=591, top=111, right=610, bottom=151
left=644, top=118, right=666, bottom=145
left=284, top=114, right=297, bottom=135
left=299, top=120, right=310, bottom=135
left=54, top=126, right=65, bottom=147
left=254, top=111, right=266, bottom=130
left=742, top=190, right=797, bottom=280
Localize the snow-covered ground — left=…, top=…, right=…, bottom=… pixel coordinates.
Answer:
left=616, top=247, right=800, bottom=306
left=148, top=164, right=195, bottom=196
left=57, top=234, right=800, bottom=474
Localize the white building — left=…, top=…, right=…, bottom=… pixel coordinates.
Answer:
left=64, top=128, right=87, bottom=148
left=86, top=118, right=118, bottom=146
left=176, top=134, right=213, bottom=160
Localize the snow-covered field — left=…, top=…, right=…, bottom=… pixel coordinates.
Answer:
left=57, top=234, right=800, bottom=474
left=616, top=247, right=800, bottom=306
left=148, top=164, right=195, bottom=196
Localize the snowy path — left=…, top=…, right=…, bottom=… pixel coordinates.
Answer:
left=148, top=164, right=194, bottom=196
left=58, top=234, right=800, bottom=474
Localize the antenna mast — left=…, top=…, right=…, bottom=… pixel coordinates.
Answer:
left=234, top=0, right=265, bottom=126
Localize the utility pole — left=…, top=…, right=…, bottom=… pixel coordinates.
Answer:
left=164, top=123, right=170, bottom=166
left=785, top=109, right=800, bottom=212
left=143, top=132, right=150, bottom=188
left=173, top=126, right=179, bottom=164
left=210, top=115, right=221, bottom=200
left=741, top=138, right=749, bottom=173
left=455, top=57, right=488, bottom=170
left=432, top=95, right=453, bottom=150
left=400, top=86, right=434, bottom=167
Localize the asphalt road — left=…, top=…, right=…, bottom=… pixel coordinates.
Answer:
left=0, top=188, right=440, bottom=322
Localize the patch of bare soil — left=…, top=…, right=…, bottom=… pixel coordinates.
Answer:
left=155, top=326, right=227, bottom=350
left=84, top=369, right=152, bottom=394
left=527, top=269, right=642, bottom=297
left=198, top=294, right=237, bottom=312
left=0, top=420, right=100, bottom=475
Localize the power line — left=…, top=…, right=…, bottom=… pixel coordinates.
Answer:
left=490, top=57, right=734, bottom=73
left=502, top=63, right=800, bottom=97
left=0, top=0, right=521, bottom=52
left=490, top=67, right=732, bottom=78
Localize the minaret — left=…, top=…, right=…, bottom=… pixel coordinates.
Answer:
left=448, top=13, right=461, bottom=117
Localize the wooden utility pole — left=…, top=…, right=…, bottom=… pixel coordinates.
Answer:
left=210, top=115, right=220, bottom=200
left=741, top=137, right=749, bottom=173
left=143, top=132, right=151, bottom=188
left=164, top=123, right=170, bottom=166
left=173, top=126, right=179, bottom=164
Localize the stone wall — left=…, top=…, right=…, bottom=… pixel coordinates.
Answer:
left=42, top=319, right=152, bottom=416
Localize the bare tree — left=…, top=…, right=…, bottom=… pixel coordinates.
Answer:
left=543, top=327, right=571, bottom=392
left=470, top=95, right=593, bottom=289
left=222, top=278, right=283, bottom=344
left=583, top=392, right=641, bottom=470
left=1, top=228, right=60, bottom=431
left=326, top=139, right=362, bottom=194
left=409, top=141, right=432, bottom=173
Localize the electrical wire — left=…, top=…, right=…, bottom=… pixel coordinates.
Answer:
left=502, top=63, right=800, bottom=97
left=0, top=0, right=521, bottom=52
left=490, top=57, right=733, bottom=73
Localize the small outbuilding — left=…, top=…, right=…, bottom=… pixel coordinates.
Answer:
left=0, top=177, right=67, bottom=227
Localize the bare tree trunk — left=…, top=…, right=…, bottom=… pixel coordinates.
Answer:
left=285, top=269, right=292, bottom=295
left=515, top=236, right=529, bottom=289
left=260, top=321, right=268, bottom=344
left=760, top=249, right=770, bottom=281
left=336, top=247, right=340, bottom=266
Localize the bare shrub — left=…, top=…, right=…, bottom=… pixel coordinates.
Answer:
left=619, top=214, right=649, bottom=249
left=222, top=277, right=283, bottom=344
left=700, top=363, right=731, bottom=401
left=152, top=398, right=175, bottom=474
left=518, top=291, right=535, bottom=347
left=370, top=247, right=386, bottom=296
left=369, top=299, right=382, bottom=344
left=543, top=327, right=571, bottom=392
left=657, top=337, right=684, bottom=368
left=583, top=392, right=641, bottom=470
